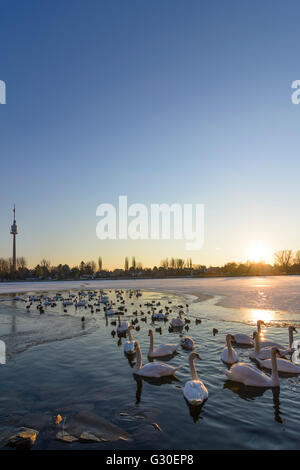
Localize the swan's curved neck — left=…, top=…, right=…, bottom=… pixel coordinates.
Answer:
left=149, top=331, right=154, bottom=353
left=128, top=328, right=133, bottom=342
left=134, top=344, right=142, bottom=372
left=189, top=355, right=198, bottom=380
left=226, top=335, right=233, bottom=351
left=255, top=334, right=260, bottom=354
left=257, top=321, right=262, bottom=335
left=289, top=328, right=294, bottom=349
left=271, top=352, right=280, bottom=386
left=226, top=335, right=233, bottom=360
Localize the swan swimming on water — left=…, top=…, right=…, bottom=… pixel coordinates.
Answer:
left=224, top=347, right=282, bottom=387
left=250, top=332, right=291, bottom=361
left=255, top=327, right=300, bottom=374
left=124, top=326, right=137, bottom=355
left=117, top=315, right=130, bottom=334
left=148, top=329, right=177, bottom=358
left=221, top=334, right=239, bottom=365
left=183, top=352, right=208, bottom=405
left=259, top=325, right=297, bottom=349
left=170, top=311, right=184, bottom=328
left=231, top=320, right=266, bottom=346
left=256, top=354, right=300, bottom=374
left=181, top=336, right=195, bottom=351
left=133, top=342, right=180, bottom=378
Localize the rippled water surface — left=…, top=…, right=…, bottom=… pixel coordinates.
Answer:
left=0, top=284, right=300, bottom=450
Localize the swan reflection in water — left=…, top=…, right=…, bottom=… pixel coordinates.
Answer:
left=183, top=398, right=205, bottom=423
left=223, top=381, right=283, bottom=424
left=134, top=375, right=179, bottom=405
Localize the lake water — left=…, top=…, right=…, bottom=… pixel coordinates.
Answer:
left=0, top=277, right=300, bottom=450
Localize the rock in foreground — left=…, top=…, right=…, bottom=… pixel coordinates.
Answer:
left=6, top=427, right=39, bottom=450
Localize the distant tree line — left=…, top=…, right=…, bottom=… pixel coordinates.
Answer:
left=1, top=249, right=300, bottom=281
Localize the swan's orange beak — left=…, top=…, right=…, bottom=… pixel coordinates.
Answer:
left=276, top=350, right=284, bottom=358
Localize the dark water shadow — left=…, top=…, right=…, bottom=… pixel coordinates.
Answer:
left=134, top=376, right=180, bottom=404
left=223, top=381, right=283, bottom=423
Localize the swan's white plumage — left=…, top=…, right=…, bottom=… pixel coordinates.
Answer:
left=224, top=362, right=275, bottom=387
left=183, top=352, right=208, bottom=405
left=124, top=327, right=137, bottom=355
left=250, top=332, right=291, bottom=360
left=224, top=347, right=281, bottom=387
left=117, top=316, right=130, bottom=334
left=170, top=311, right=184, bottom=328
left=232, top=333, right=253, bottom=346
left=124, top=340, right=136, bottom=354
left=133, top=342, right=179, bottom=378
left=183, top=380, right=208, bottom=405
left=148, top=329, right=177, bottom=358
left=149, top=344, right=177, bottom=357
left=135, top=361, right=179, bottom=378
left=181, top=336, right=194, bottom=350
left=257, top=357, right=300, bottom=374
left=221, top=335, right=239, bottom=365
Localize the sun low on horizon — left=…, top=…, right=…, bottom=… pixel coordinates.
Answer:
left=245, top=241, right=272, bottom=264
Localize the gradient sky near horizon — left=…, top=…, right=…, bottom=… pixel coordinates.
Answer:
left=1, top=0, right=300, bottom=269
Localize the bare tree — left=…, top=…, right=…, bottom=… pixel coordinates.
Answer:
left=294, top=251, right=300, bottom=265
left=98, top=256, right=102, bottom=270
left=274, top=250, right=293, bottom=271
left=17, top=257, right=27, bottom=269
left=0, top=258, right=9, bottom=274
left=132, top=256, right=136, bottom=269
left=176, top=258, right=185, bottom=269
left=41, top=259, right=51, bottom=269
left=87, top=260, right=96, bottom=273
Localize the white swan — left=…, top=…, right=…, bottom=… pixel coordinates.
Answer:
left=124, top=326, right=137, bottom=355
left=170, top=311, right=184, bottom=328
left=148, top=329, right=177, bottom=358
left=256, top=355, right=300, bottom=374
left=152, top=312, right=168, bottom=321
left=117, top=315, right=130, bottom=334
left=256, top=321, right=286, bottom=348
left=250, top=332, right=291, bottom=360
left=232, top=320, right=266, bottom=346
left=224, top=347, right=281, bottom=387
left=221, top=334, right=239, bottom=365
left=133, top=342, right=180, bottom=378
left=183, top=352, right=208, bottom=405
left=105, top=306, right=115, bottom=316
left=181, top=336, right=194, bottom=351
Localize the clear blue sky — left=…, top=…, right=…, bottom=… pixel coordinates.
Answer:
left=0, top=0, right=300, bottom=268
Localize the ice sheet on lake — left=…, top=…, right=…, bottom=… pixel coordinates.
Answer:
left=0, top=302, right=96, bottom=357
left=1, top=276, right=300, bottom=313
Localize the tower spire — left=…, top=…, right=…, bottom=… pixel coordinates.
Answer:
left=10, top=205, right=18, bottom=272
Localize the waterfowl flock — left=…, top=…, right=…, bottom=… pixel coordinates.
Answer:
left=10, top=289, right=300, bottom=410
